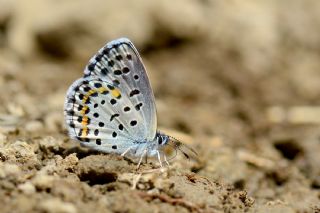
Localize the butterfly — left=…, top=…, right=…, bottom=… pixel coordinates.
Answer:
left=64, top=38, right=196, bottom=168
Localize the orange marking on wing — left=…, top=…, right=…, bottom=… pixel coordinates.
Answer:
left=81, top=127, right=88, bottom=137
left=81, top=116, right=88, bottom=126
left=80, top=106, right=88, bottom=115
left=82, top=96, right=89, bottom=104
left=88, top=90, right=95, bottom=95
left=80, top=87, right=111, bottom=132
left=98, top=87, right=108, bottom=93
left=111, top=88, right=121, bottom=98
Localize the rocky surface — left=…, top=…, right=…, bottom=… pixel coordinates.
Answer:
left=0, top=0, right=320, bottom=212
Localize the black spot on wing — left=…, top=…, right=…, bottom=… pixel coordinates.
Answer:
left=107, top=85, right=115, bottom=90
left=101, top=68, right=108, bottom=75
left=66, top=109, right=75, bottom=116
left=108, top=60, right=115, bottom=67
left=90, top=92, right=98, bottom=97
left=130, top=89, right=140, bottom=97
left=124, top=106, right=130, bottom=112
left=114, top=70, right=122, bottom=75
left=84, top=107, right=90, bottom=114
left=110, top=113, right=119, bottom=121
left=83, top=86, right=91, bottom=92
left=115, top=55, right=123, bottom=61
left=112, top=132, right=117, bottom=138
left=113, top=79, right=120, bottom=85
left=88, top=63, right=95, bottom=71
left=69, top=122, right=75, bottom=128
left=122, top=67, right=130, bottom=74
left=110, top=99, right=117, bottom=105
left=94, top=129, right=99, bottom=136
left=84, top=97, right=91, bottom=104
left=96, top=139, right=101, bottom=145
left=130, top=120, right=137, bottom=126
left=118, top=124, right=124, bottom=131
left=95, top=54, right=102, bottom=62
left=135, top=103, right=143, bottom=111
left=94, top=83, right=102, bottom=88
left=67, top=97, right=76, bottom=104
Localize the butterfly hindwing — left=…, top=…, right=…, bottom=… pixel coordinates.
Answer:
left=64, top=76, right=147, bottom=153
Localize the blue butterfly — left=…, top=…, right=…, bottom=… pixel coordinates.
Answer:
left=64, top=38, right=196, bottom=168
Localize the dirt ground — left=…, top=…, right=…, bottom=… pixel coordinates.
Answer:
left=1, top=1, right=320, bottom=212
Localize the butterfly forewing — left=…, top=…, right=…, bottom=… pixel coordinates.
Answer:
left=83, top=38, right=157, bottom=141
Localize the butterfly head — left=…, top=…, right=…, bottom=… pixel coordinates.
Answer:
left=155, top=132, right=170, bottom=146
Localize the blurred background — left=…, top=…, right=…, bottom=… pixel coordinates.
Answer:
left=0, top=0, right=320, bottom=212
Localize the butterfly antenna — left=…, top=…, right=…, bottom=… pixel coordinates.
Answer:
left=165, top=143, right=179, bottom=162
left=168, top=136, right=198, bottom=160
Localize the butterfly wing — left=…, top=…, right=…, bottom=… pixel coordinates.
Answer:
left=82, top=38, right=157, bottom=141
left=64, top=76, right=151, bottom=153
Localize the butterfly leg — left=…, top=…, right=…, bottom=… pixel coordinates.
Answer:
left=137, top=149, right=147, bottom=170
left=121, top=147, right=131, bottom=157
left=156, top=150, right=163, bottom=168
left=145, top=153, right=148, bottom=164
left=164, top=153, right=170, bottom=166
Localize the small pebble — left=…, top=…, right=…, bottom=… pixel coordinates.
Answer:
left=25, top=120, right=43, bottom=132
left=39, top=198, right=77, bottom=213
left=18, top=182, right=36, bottom=195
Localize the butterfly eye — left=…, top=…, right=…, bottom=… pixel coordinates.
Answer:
left=158, top=136, right=163, bottom=145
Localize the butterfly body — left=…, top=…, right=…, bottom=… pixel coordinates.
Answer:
left=118, top=132, right=170, bottom=158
